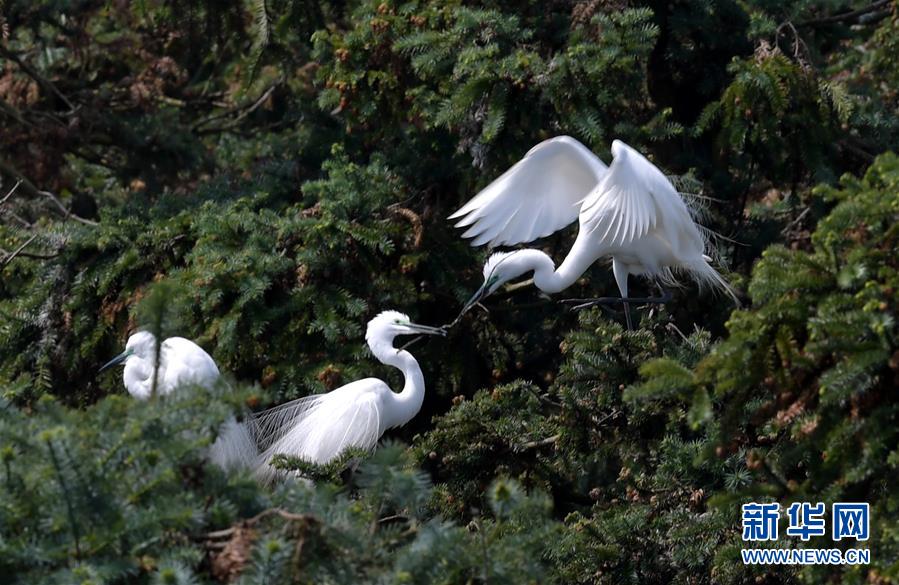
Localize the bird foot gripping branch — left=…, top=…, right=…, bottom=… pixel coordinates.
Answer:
left=560, top=288, right=674, bottom=330
left=560, top=288, right=674, bottom=311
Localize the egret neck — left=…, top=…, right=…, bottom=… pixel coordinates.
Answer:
left=367, top=337, right=426, bottom=430
left=521, top=234, right=598, bottom=294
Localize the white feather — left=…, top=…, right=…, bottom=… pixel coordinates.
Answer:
left=252, top=380, right=385, bottom=483
left=209, top=416, right=259, bottom=471
left=449, top=137, right=739, bottom=308
left=449, top=136, right=608, bottom=248
left=250, top=310, right=442, bottom=484
left=111, top=332, right=259, bottom=471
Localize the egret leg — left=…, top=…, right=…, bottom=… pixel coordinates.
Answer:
left=613, top=261, right=633, bottom=331
left=560, top=289, right=673, bottom=310
left=560, top=262, right=673, bottom=331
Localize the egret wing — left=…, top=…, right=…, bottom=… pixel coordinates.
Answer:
left=580, top=140, right=701, bottom=254
left=250, top=394, right=321, bottom=452
left=449, top=136, right=607, bottom=248
left=253, top=380, right=384, bottom=482
left=160, top=337, right=221, bottom=393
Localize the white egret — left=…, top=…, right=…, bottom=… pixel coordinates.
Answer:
left=450, top=136, right=738, bottom=329
left=100, top=331, right=258, bottom=471
left=252, top=311, right=445, bottom=483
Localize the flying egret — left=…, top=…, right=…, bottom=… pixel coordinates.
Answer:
left=449, top=136, right=738, bottom=329
left=252, top=311, right=446, bottom=483
left=100, top=331, right=258, bottom=471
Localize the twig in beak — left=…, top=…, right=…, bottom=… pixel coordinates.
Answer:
left=399, top=335, right=424, bottom=351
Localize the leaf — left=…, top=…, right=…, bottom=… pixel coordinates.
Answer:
left=687, top=388, right=712, bottom=430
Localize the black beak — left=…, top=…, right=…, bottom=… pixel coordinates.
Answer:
left=398, top=322, right=448, bottom=351
left=98, top=350, right=129, bottom=373
left=407, top=322, right=448, bottom=337
left=460, top=283, right=490, bottom=317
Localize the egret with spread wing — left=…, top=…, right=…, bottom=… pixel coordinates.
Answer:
left=100, top=331, right=258, bottom=471
left=252, top=311, right=445, bottom=483
left=450, top=136, right=737, bottom=329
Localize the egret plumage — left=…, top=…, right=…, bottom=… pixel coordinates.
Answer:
left=100, top=331, right=257, bottom=471
left=450, top=136, right=738, bottom=329
left=252, top=310, right=445, bottom=483
left=100, top=331, right=222, bottom=399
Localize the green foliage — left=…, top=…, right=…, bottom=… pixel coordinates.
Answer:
left=631, top=153, right=899, bottom=583
left=0, top=147, right=470, bottom=406
left=0, top=386, right=259, bottom=583
left=0, top=396, right=561, bottom=584
left=696, top=48, right=839, bottom=184
left=313, top=1, right=667, bottom=169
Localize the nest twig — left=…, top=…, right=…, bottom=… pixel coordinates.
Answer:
left=388, top=204, right=423, bottom=249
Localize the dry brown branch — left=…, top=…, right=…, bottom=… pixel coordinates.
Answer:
left=203, top=508, right=318, bottom=583
left=0, top=180, right=20, bottom=207
left=37, top=188, right=98, bottom=226
left=0, top=46, right=76, bottom=112
left=203, top=508, right=317, bottom=541
left=0, top=244, right=59, bottom=260
left=388, top=204, right=424, bottom=249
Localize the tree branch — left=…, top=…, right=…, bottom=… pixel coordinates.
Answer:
left=1, top=233, right=39, bottom=267
left=517, top=434, right=560, bottom=451
left=0, top=244, right=59, bottom=260
left=798, top=0, right=893, bottom=27
left=37, top=187, right=98, bottom=226
left=0, top=180, right=21, bottom=207
left=0, top=159, right=98, bottom=226
left=192, top=84, right=278, bottom=134
left=0, top=46, right=76, bottom=112
left=202, top=508, right=317, bottom=540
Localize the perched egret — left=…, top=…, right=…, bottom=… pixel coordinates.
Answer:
left=450, top=136, right=737, bottom=329
left=252, top=311, right=445, bottom=483
left=100, top=331, right=222, bottom=399
left=100, top=331, right=258, bottom=471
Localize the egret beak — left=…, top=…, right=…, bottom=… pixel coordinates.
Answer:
left=398, top=322, right=447, bottom=351
left=460, top=282, right=490, bottom=316
left=406, top=322, right=447, bottom=337
left=99, top=349, right=132, bottom=373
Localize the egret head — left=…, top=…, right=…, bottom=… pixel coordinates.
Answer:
left=460, top=251, right=533, bottom=315
left=99, top=331, right=157, bottom=373
left=365, top=310, right=446, bottom=346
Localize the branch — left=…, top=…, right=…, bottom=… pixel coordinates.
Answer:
left=0, top=46, right=76, bottom=112
left=517, top=434, right=560, bottom=451
left=202, top=508, right=317, bottom=540
left=0, top=159, right=98, bottom=225
left=0, top=245, right=59, bottom=260
left=838, top=138, right=876, bottom=162
left=798, top=0, right=893, bottom=27
left=1, top=233, right=39, bottom=267
left=192, top=84, right=278, bottom=134
left=0, top=180, right=21, bottom=207
left=38, top=187, right=98, bottom=226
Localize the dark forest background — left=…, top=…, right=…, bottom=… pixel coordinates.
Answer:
left=1, top=1, right=897, bottom=583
